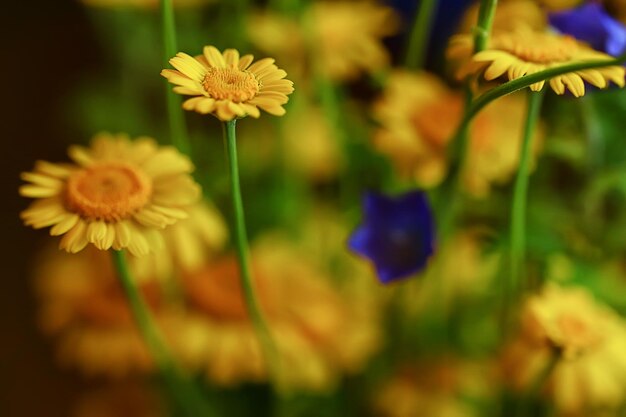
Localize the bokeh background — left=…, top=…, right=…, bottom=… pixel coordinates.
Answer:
left=2, top=1, right=102, bottom=415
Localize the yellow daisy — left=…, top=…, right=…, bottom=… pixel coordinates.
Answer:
left=35, top=247, right=162, bottom=377
left=161, top=46, right=294, bottom=121
left=175, top=235, right=382, bottom=391
left=456, top=28, right=625, bottom=96
left=20, top=133, right=200, bottom=257
left=373, top=359, right=492, bottom=417
left=372, top=71, right=541, bottom=196
left=249, top=2, right=399, bottom=82
left=501, top=284, right=626, bottom=414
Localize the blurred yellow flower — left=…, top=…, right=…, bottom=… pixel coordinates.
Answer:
left=458, top=0, right=547, bottom=34
left=282, top=105, right=344, bottom=181
left=373, top=359, right=491, bottom=417
left=161, top=46, right=294, bottom=121
left=502, top=284, right=626, bottom=414
left=35, top=247, right=163, bottom=377
left=249, top=1, right=399, bottom=81
left=174, top=236, right=382, bottom=391
left=454, top=28, right=625, bottom=96
left=132, top=200, right=229, bottom=280
left=372, top=71, right=540, bottom=196
left=20, top=133, right=200, bottom=256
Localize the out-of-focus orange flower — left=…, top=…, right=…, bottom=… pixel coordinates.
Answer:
left=20, top=133, right=200, bottom=257
left=173, top=235, right=382, bottom=391
left=34, top=247, right=185, bottom=377
left=249, top=1, right=399, bottom=82
left=373, top=358, right=492, bottom=417
left=372, top=71, right=540, bottom=197
left=502, top=284, right=626, bottom=415
left=162, top=46, right=294, bottom=121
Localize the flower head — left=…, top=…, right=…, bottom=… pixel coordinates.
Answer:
left=176, top=236, right=382, bottom=391
left=348, top=190, right=435, bottom=283
left=455, top=28, right=626, bottom=96
left=502, top=284, right=626, bottom=414
left=161, top=46, right=294, bottom=121
left=35, top=247, right=162, bottom=376
left=373, top=71, right=540, bottom=196
left=549, top=2, right=626, bottom=57
left=249, top=2, right=399, bottom=82
left=20, top=133, right=200, bottom=257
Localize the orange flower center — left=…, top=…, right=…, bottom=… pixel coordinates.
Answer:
left=202, top=68, right=260, bottom=102
left=497, top=34, right=577, bottom=64
left=411, top=95, right=462, bottom=150
left=552, top=313, right=603, bottom=355
left=182, top=258, right=273, bottom=322
left=65, top=162, right=152, bottom=222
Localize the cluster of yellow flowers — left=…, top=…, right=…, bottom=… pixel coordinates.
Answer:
left=18, top=0, right=626, bottom=415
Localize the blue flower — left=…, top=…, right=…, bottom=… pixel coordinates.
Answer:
left=348, top=190, right=435, bottom=284
left=549, top=2, right=626, bottom=57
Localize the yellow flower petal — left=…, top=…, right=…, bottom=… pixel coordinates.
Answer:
left=203, top=46, right=226, bottom=68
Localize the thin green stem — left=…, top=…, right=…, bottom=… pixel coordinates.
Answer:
left=160, top=0, right=191, bottom=155
left=404, top=0, right=439, bottom=69
left=468, top=56, right=626, bottom=120
left=473, top=0, right=498, bottom=53
left=111, top=250, right=213, bottom=417
left=433, top=0, right=497, bottom=235
left=222, top=120, right=280, bottom=385
left=516, top=351, right=559, bottom=417
left=447, top=56, right=626, bottom=167
left=510, top=90, right=544, bottom=294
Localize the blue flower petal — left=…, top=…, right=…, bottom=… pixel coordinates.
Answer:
left=549, top=2, right=626, bottom=57
left=348, top=189, right=436, bottom=284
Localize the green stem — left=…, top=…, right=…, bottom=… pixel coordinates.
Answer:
left=447, top=56, right=626, bottom=168
left=433, top=0, right=497, bottom=234
left=468, top=56, right=626, bottom=120
left=404, top=0, right=439, bottom=69
left=473, top=0, right=498, bottom=53
left=111, top=250, right=213, bottom=417
left=510, top=90, right=544, bottom=295
left=516, top=351, right=559, bottom=417
left=160, top=0, right=191, bottom=155
left=222, top=120, right=280, bottom=385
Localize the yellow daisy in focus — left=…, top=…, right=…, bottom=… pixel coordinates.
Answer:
left=502, top=284, right=626, bottom=415
left=373, top=71, right=541, bottom=196
left=35, top=247, right=163, bottom=377
left=457, top=28, right=625, bottom=96
left=20, top=133, right=200, bottom=257
left=161, top=46, right=294, bottom=121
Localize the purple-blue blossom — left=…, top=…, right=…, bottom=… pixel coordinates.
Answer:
left=348, top=190, right=435, bottom=284
left=549, top=2, right=626, bottom=57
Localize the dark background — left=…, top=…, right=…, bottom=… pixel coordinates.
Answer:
left=1, top=1, right=98, bottom=415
